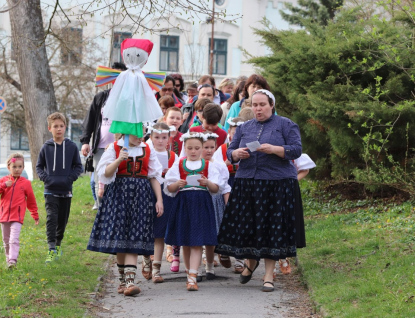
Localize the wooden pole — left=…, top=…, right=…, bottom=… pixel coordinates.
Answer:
left=209, top=1, right=215, bottom=76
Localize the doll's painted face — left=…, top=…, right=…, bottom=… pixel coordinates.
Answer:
left=123, top=47, right=148, bottom=68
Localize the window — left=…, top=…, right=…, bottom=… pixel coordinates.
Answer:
left=160, top=35, right=179, bottom=72
left=61, top=27, right=83, bottom=65
left=10, top=127, right=29, bottom=150
left=111, top=31, right=132, bottom=64
left=208, top=38, right=227, bottom=75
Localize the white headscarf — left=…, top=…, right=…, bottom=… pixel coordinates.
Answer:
left=252, top=89, right=275, bottom=106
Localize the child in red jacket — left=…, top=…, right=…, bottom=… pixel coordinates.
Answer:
left=0, top=153, right=39, bottom=269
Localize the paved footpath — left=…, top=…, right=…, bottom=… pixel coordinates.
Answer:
left=93, top=256, right=317, bottom=318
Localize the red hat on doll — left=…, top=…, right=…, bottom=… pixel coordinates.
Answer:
left=121, top=39, right=154, bottom=57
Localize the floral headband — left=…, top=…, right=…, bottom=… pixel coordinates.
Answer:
left=146, top=122, right=176, bottom=134
left=204, top=133, right=219, bottom=139
left=252, top=89, right=275, bottom=105
left=227, top=118, right=244, bottom=127
left=179, top=132, right=207, bottom=142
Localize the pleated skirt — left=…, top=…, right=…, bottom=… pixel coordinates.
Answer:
left=87, top=177, right=155, bottom=255
left=165, top=190, right=217, bottom=246
left=215, top=178, right=297, bottom=260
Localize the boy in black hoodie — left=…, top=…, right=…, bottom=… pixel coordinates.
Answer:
left=36, top=112, right=83, bottom=263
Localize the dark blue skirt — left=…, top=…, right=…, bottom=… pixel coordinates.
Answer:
left=165, top=190, right=217, bottom=246
left=87, top=177, right=155, bottom=255
left=215, top=178, right=297, bottom=261
left=153, top=185, right=172, bottom=239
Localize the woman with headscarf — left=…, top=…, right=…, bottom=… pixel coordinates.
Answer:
left=215, top=89, right=302, bottom=293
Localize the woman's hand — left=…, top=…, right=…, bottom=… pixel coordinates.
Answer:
left=155, top=200, right=164, bottom=217
left=232, top=147, right=250, bottom=161
left=256, top=143, right=276, bottom=154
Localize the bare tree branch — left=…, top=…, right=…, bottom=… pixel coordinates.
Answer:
left=0, top=46, right=21, bottom=91
left=0, top=0, right=22, bottom=14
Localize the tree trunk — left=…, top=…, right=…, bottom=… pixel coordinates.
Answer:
left=7, top=0, right=57, bottom=179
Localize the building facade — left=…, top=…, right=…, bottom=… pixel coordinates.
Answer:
left=0, top=0, right=298, bottom=164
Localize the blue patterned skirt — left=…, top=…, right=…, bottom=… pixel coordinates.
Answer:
left=165, top=190, right=217, bottom=246
left=87, top=177, right=155, bottom=255
left=215, top=178, right=297, bottom=261
left=153, top=185, right=172, bottom=239
left=212, top=193, right=225, bottom=233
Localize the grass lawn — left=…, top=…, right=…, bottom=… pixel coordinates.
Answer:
left=0, top=176, right=108, bottom=317
left=298, top=181, right=415, bottom=318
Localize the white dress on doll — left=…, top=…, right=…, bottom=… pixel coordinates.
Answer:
left=103, top=47, right=163, bottom=126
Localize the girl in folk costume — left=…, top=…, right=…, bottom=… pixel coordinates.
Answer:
left=87, top=130, right=163, bottom=297
left=146, top=123, right=178, bottom=283
left=212, top=117, right=246, bottom=273
left=200, top=133, right=232, bottom=280
left=213, top=117, right=245, bottom=188
left=163, top=107, right=184, bottom=156
left=159, top=107, right=184, bottom=266
left=164, top=132, right=224, bottom=291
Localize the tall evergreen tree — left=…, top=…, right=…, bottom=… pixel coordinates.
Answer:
left=280, top=0, right=344, bottom=27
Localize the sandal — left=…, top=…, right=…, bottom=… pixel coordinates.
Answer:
left=262, top=281, right=275, bottom=292
left=166, top=245, right=173, bottom=263
left=186, top=273, right=198, bottom=291
left=239, top=260, right=260, bottom=284
left=152, top=263, right=164, bottom=284
left=233, top=259, right=244, bottom=274
left=170, top=258, right=180, bottom=272
left=141, top=256, right=152, bottom=280
left=117, top=282, right=126, bottom=294
left=218, top=254, right=232, bottom=268
left=279, top=259, right=291, bottom=275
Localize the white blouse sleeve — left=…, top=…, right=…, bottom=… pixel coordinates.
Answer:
left=212, top=147, right=225, bottom=164
left=294, top=154, right=316, bottom=171
left=163, top=161, right=181, bottom=197
left=97, top=143, right=117, bottom=184
left=216, top=161, right=231, bottom=194
left=148, top=148, right=163, bottom=184
left=173, top=153, right=179, bottom=164
left=208, top=161, right=226, bottom=194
